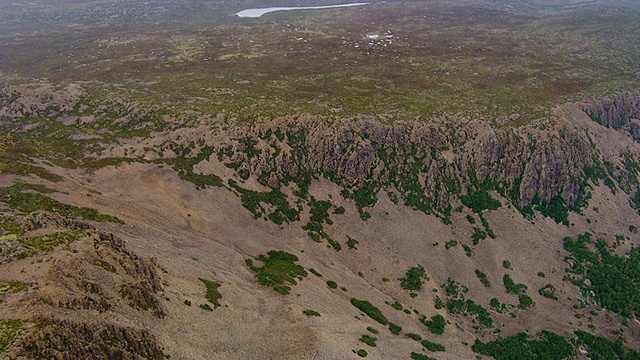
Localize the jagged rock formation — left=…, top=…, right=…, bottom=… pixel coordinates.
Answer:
left=210, top=114, right=613, bottom=217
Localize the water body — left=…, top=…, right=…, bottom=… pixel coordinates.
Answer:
left=235, top=3, right=369, bottom=18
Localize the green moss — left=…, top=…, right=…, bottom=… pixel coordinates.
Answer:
left=247, top=250, right=307, bottom=294
left=0, top=281, right=30, bottom=293
left=199, top=278, right=222, bottom=308
left=0, top=319, right=22, bottom=352
left=0, top=182, right=122, bottom=223
left=18, top=230, right=86, bottom=257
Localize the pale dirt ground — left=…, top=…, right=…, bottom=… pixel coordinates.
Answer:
left=1, top=104, right=639, bottom=359
left=0, top=151, right=630, bottom=359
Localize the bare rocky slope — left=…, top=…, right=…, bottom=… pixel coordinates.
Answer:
left=1, top=85, right=640, bottom=359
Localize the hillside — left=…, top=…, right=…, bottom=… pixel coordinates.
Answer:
left=1, top=0, right=640, bottom=359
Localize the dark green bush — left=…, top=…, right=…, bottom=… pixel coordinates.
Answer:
left=421, top=339, right=446, bottom=352
left=420, top=314, right=446, bottom=335
left=359, top=334, right=377, bottom=347
left=388, top=323, right=402, bottom=335
left=351, top=298, right=389, bottom=325
left=399, top=265, right=428, bottom=292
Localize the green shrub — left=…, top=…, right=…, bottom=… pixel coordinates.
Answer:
left=248, top=250, right=307, bottom=294
left=327, top=280, right=338, bottom=289
left=356, top=349, right=368, bottom=357
left=366, top=327, right=379, bottom=334
left=575, top=330, right=640, bottom=359
left=391, top=301, right=403, bottom=310
left=399, top=265, right=428, bottom=292
left=406, top=333, right=422, bottom=341
left=564, top=232, right=640, bottom=318
left=183, top=300, right=191, bottom=306
left=351, top=298, right=389, bottom=325
left=420, top=314, right=446, bottom=335
left=421, top=339, right=446, bottom=352
left=471, top=227, right=487, bottom=245
left=472, top=331, right=574, bottom=360
left=303, top=309, right=321, bottom=317
left=388, top=323, right=402, bottom=335
left=461, top=188, right=501, bottom=213
left=462, top=244, right=474, bottom=257
left=309, top=268, right=323, bottom=277
left=410, top=352, right=435, bottom=360
left=347, top=236, right=359, bottom=250
left=475, top=269, right=491, bottom=287
left=538, top=284, right=558, bottom=300
left=359, top=334, right=377, bottom=347
left=199, top=304, right=213, bottom=311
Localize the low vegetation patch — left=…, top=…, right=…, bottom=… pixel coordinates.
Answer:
left=503, top=274, right=535, bottom=310
left=538, top=284, right=558, bottom=300
left=0, top=319, right=22, bottom=352
left=410, top=352, right=435, bottom=360
left=246, top=250, right=307, bottom=295
left=303, top=309, right=320, bottom=317
left=475, top=269, right=491, bottom=288
left=359, top=334, right=377, bottom=347
left=199, top=278, right=222, bottom=308
left=421, top=339, right=446, bottom=352
left=442, top=279, right=494, bottom=330
left=399, top=265, right=428, bottom=293
left=0, top=281, right=31, bottom=294
left=0, top=182, right=122, bottom=223
left=351, top=298, right=389, bottom=325
left=420, top=314, right=446, bottom=335
left=564, top=232, right=640, bottom=318
left=388, top=323, right=402, bottom=335
left=472, top=331, right=574, bottom=360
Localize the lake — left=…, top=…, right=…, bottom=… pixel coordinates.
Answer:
left=235, top=3, right=369, bottom=18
